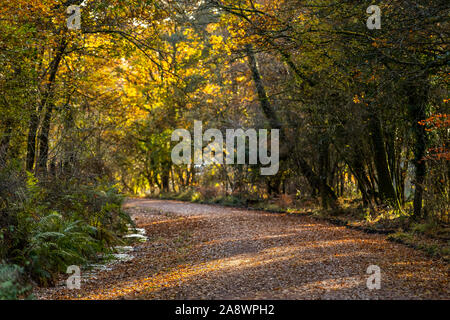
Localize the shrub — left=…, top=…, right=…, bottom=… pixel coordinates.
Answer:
left=220, top=196, right=244, bottom=206
left=197, top=186, right=219, bottom=200
left=411, top=222, right=439, bottom=236
left=174, top=188, right=196, bottom=201
left=0, top=168, right=132, bottom=290
left=22, top=213, right=100, bottom=286
left=0, top=264, right=31, bottom=300
left=274, top=194, right=294, bottom=209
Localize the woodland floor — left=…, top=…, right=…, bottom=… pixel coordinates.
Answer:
left=35, top=199, right=449, bottom=300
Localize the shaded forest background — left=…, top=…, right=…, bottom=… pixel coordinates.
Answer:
left=0, top=0, right=448, bottom=298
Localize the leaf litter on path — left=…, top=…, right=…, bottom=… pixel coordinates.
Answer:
left=34, top=199, right=449, bottom=300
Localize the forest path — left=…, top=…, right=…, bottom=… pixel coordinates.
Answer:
left=39, top=198, right=449, bottom=300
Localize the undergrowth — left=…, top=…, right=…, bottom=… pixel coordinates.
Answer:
left=0, top=166, right=132, bottom=299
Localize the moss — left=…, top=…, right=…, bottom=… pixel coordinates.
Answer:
left=387, top=231, right=449, bottom=262
left=387, top=232, right=414, bottom=243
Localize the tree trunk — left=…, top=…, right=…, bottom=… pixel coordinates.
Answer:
left=319, top=137, right=331, bottom=208
left=0, top=120, right=13, bottom=167
left=33, top=39, right=67, bottom=174
left=245, top=44, right=282, bottom=130
left=26, top=112, right=39, bottom=171
left=368, top=110, right=398, bottom=206
left=160, top=164, right=170, bottom=192
left=407, top=82, right=429, bottom=219
left=36, top=103, right=54, bottom=174
left=245, top=44, right=339, bottom=208
left=62, top=105, right=75, bottom=176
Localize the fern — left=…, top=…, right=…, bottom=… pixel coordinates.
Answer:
left=0, top=264, right=31, bottom=300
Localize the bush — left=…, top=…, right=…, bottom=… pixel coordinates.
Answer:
left=220, top=196, right=244, bottom=206
left=22, top=213, right=100, bottom=286
left=0, top=264, right=31, bottom=300
left=197, top=186, right=219, bottom=200
left=0, top=168, right=132, bottom=290
left=174, top=189, right=196, bottom=201
left=274, top=194, right=294, bottom=209
left=411, top=222, right=439, bottom=236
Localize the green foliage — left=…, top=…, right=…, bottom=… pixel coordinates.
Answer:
left=0, top=264, right=31, bottom=300
left=191, top=192, right=202, bottom=203
left=175, top=189, right=197, bottom=202
left=0, top=0, right=448, bottom=298
left=218, top=196, right=245, bottom=207
left=387, top=231, right=449, bottom=262
left=387, top=232, right=414, bottom=243
left=23, top=213, right=100, bottom=286
left=0, top=168, right=132, bottom=290
left=411, top=222, right=438, bottom=236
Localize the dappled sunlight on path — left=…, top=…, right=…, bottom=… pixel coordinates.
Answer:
left=37, top=199, right=449, bottom=300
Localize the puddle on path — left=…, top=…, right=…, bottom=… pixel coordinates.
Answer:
left=80, top=226, right=147, bottom=282
left=123, top=227, right=148, bottom=242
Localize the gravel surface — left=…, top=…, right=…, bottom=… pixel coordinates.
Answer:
left=36, top=198, right=449, bottom=300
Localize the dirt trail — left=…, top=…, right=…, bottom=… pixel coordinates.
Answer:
left=37, top=199, right=449, bottom=300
